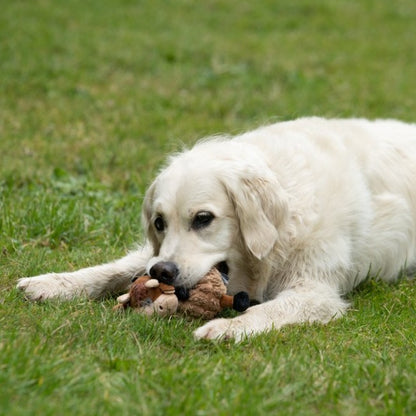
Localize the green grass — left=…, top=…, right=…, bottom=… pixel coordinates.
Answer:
left=1, top=0, right=416, bottom=414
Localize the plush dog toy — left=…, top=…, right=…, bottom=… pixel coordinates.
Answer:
left=113, top=276, right=178, bottom=317
left=114, top=268, right=250, bottom=320
left=177, top=268, right=250, bottom=319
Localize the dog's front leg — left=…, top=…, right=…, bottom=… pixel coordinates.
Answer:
left=194, top=281, right=349, bottom=342
left=16, top=243, right=153, bottom=301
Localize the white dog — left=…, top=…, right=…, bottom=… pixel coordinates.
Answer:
left=17, top=117, right=416, bottom=341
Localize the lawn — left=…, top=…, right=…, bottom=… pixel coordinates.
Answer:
left=1, top=0, right=416, bottom=414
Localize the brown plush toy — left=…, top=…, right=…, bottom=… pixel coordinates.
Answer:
left=113, top=275, right=178, bottom=317
left=114, top=268, right=250, bottom=320
left=177, top=268, right=250, bottom=320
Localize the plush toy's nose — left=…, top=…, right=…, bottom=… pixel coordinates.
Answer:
left=149, top=261, right=179, bottom=284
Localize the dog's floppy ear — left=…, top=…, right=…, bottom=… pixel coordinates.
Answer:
left=141, top=180, right=161, bottom=255
left=220, top=163, right=289, bottom=260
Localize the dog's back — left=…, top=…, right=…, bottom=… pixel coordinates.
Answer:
left=236, top=117, right=416, bottom=288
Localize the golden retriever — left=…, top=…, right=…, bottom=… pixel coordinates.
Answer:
left=17, top=117, right=416, bottom=341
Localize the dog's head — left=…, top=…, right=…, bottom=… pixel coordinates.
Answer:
left=142, top=140, right=289, bottom=288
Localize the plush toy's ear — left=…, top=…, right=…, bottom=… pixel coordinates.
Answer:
left=145, top=279, right=160, bottom=289
left=220, top=163, right=289, bottom=259
left=116, top=293, right=131, bottom=304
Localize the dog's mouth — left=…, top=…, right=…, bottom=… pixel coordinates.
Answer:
left=215, top=261, right=229, bottom=276
left=215, top=261, right=230, bottom=285
left=175, top=261, right=230, bottom=302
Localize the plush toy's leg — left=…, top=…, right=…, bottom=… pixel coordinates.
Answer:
left=220, top=292, right=250, bottom=312
left=220, top=295, right=234, bottom=309
left=232, top=292, right=250, bottom=312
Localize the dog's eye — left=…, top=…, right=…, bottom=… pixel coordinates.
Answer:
left=192, top=211, right=215, bottom=230
left=154, top=215, right=165, bottom=232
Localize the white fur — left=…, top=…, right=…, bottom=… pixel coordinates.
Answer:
left=17, top=117, right=416, bottom=341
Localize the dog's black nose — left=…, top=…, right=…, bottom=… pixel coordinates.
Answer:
left=149, top=261, right=179, bottom=284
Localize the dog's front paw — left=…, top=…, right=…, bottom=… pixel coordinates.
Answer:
left=16, top=274, right=81, bottom=301
left=193, top=317, right=249, bottom=342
